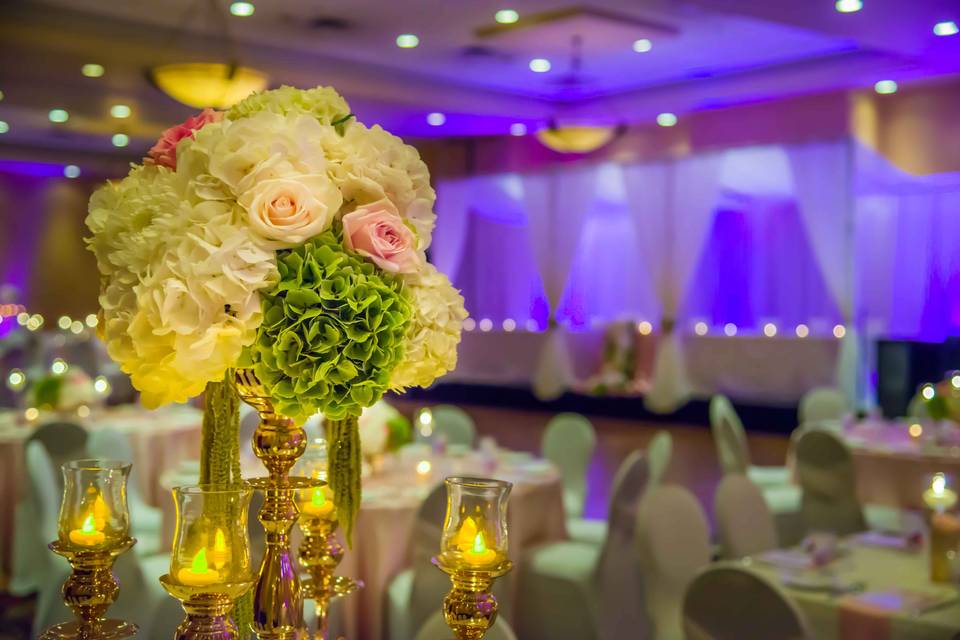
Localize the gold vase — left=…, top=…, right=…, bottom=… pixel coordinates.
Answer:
left=235, top=369, right=311, bottom=640
left=41, top=538, right=138, bottom=640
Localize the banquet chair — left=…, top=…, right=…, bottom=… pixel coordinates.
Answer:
left=648, top=430, right=672, bottom=486
left=542, top=413, right=599, bottom=543
left=516, top=451, right=651, bottom=640
left=794, top=429, right=866, bottom=536
left=26, top=420, right=88, bottom=488
left=387, top=482, right=459, bottom=640
left=414, top=611, right=518, bottom=640
left=430, top=405, right=476, bottom=447
left=682, top=566, right=812, bottom=640
left=87, top=427, right=164, bottom=555
left=635, top=484, right=711, bottom=640
left=714, top=474, right=778, bottom=558
left=798, top=387, right=849, bottom=426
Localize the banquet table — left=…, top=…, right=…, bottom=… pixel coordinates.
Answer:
left=0, top=404, right=202, bottom=580
left=745, top=539, right=960, bottom=640
left=846, top=419, right=960, bottom=510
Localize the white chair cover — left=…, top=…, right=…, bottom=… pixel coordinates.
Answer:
left=714, top=475, right=778, bottom=558
left=387, top=483, right=455, bottom=640
left=87, top=427, right=163, bottom=554
left=636, top=485, right=711, bottom=640
left=414, top=611, right=518, bottom=640
left=798, top=387, right=850, bottom=425
left=709, top=395, right=749, bottom=475
left=516, top=451, right=651, bottom=640
left=542, top=413, right=596, bottom=519
left=647, top=430, right=673, bottom=487
left=26, top=421, right=88, bottom=489
left=794, top=429, right=866, bottom=536
left=682, top=566, right=811, bottom=640
left=431, top=405, right=476, bottom=447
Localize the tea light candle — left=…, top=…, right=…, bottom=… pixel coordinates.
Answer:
left=924, top=473, right=958, bottom=512
left=209, top=528, right=229, bottom=571
left=177, top=548, right=220, bottom=587
left=462, top=531, right=498, bottom=568
left=301, top=486, right=335, bottom=518
left=68, top=513, right=106, bottom=546
left=452, top=516, right=479, bottom=551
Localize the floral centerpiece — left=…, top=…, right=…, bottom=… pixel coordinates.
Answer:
left=85, top=86, right=467, bottom=547
left=916, top=372, right=960, bottom=425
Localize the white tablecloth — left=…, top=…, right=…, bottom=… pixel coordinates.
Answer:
left=0, top=404, right=202, bottom=580
left=747, top=541, right=960, bottom=640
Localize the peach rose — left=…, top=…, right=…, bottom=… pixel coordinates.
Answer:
left=146, top=108, right=223, bottom=170
left=239, top=174, right=342, bottom=247
left=342, top=199, right=421, bottom=274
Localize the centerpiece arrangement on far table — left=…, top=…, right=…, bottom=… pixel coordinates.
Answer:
left=84, top=85, right=468, bottom=637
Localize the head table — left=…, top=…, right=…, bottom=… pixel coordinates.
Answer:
left=0, top=404, right=202, bottom=582
left=161, top=446, right=566, bottom=640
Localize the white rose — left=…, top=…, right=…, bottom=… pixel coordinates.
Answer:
left=238, top=174, right=342, bottom=247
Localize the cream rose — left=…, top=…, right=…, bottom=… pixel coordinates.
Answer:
left=239, top=174, right=342, bottom=246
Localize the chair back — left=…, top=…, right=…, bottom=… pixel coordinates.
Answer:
left=709, top=395, right=749, bottom=475
left=26, top=421, right=88, bottom=487
left=414, top=611, right=518, bottom=640
left=431, top=405, right=476, bottom=447
left=24, top=441, right=61, bottom=544
left=594, top=450, right=652, bottom=640
left=408, top=483, right=453, bottom=636
left=636, top=485, right=711, bottom=640
left=798, top=387, right=849, bottom=425
left=647, top=430, right=673, bottom=487
left=714, top=475, right=777, bottom=558
left=794, top=430, right=865, bottom=535
left=542, top=412, right=596, bottom=518
left=683, top=566, right=811, bottom=640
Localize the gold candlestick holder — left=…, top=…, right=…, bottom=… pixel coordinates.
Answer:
left=160, top=577, right=255, bottom=640
left=433, top=477, right=513, bottom=640
left=42, top=459, right=138, bottom=640
left=294, top=437, right=361, bottom=638
left=235, top=368, right=311, bottom=640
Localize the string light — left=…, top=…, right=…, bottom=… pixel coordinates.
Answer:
left=70, top=320, right=84, bottom=334
left=694, top=321, right=708, bottom=336
left=502, top=319, right=516, bottom=332
left=951, top=373, right=960, bottom=389
left=24, top=407, right=39, bottom=422
left=921, top=384, right=936, bottom=401
left=57, top=315, right=72, bottom=330
left=77, top=405, right=91, bottom=418
left=525, top=319, right=540, bottom=332
left=723, top=323, right=737, bottom=337
left=94, top=376, right=111, bottom=395
left=463, top=318, right=476, bottom=332
left=795, top=323, right=810, bottom=338
left=478, top=318, right=493, bottom=332
left=85, top=313, right=98, bottom=328
left=763, top=322, right=778, bottom=337
left=909, top=423, right=923, bottom=438
left=637, top=321, right=653, bottom=335
left=833, top=324, right=846, bottom=339
left=6, top=369, right=25, bottom=391
left=51, top=358, right=68, bottom=375
left=16, top=312, right=30, bottom=326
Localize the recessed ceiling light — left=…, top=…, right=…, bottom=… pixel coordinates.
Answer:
left=48, top=109, right=69, bottom=123
left=64, top=165, right=81, bottom=179
left=426, top=112, right=446, bottom=126
left=110, top=104, right=131, bottom=118
left=656, top=112, right=677, bottom=127
left=934, top=21, right=958, bottom=36
left=529, top=58, right=551, bottom=73
left=510, top=123, right=527, bottom=136
left=633, top=38, right=653, bottom=53
left=111, top=133, right=129, bottom=147
left=229, top=1, right=255, bottom=17
left=874, top=79, right=898, bottom=94
left=495, top=9, right=519, bottom=24
left=396, top=34, right=420, bottom=48
left=835, top=0, right=862, bottom=13
left=0, top=121, right=8, bottom=134
left=81, top=63, right=104, bottom=78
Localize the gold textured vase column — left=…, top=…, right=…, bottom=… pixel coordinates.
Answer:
left=298, top=514, right=361, bottom=638
left=434, top=561, right=512, bottom=640
left=235, top=369, right=309, bottom=640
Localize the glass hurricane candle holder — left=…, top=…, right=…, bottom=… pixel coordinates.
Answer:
left=433, top=477, right=513, bottom=640
left=41, top=460, right=137, bottom=640
left=159, top=484, right=255, bottom=640
left=294, top=438, right=361, bottom=639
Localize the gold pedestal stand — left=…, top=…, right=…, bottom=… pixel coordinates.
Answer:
left=40, top=538, right=138, bottom=640
left=432, top=559, right=512, bottom=640
left=298, top=515, right=362, bottom=638
left=159, top=575, right=255, bottom=640
left=235, top=369, right=312, bottom=640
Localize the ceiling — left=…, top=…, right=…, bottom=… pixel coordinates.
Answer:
left=0, top=0, right=958, bottom=157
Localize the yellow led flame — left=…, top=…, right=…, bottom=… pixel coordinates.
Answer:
left=80, top=513, right=97, bottom=534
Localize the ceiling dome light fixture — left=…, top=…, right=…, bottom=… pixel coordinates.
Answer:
left=150, top=63, right=268, bottom=109
left=536, top=124, right=623, bottom=154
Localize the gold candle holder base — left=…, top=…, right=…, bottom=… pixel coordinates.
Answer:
left=235, top=369, right=309, bottom=640
left=432, top=558, right=512, bottom=640
left=299, top=517, right=363, bottom=638
left=41, top=538, right=138, bottom=640
left=159, top=574, right=255, bottom=640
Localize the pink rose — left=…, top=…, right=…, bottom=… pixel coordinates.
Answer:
left=342, top=199, right=421, bottom=274
left=146, top=108, right=223, bottom=170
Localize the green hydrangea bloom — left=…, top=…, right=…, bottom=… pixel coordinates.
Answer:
left=227, top=85, right=352, bottom=126
left=249, top=229, right=411, bottom=423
